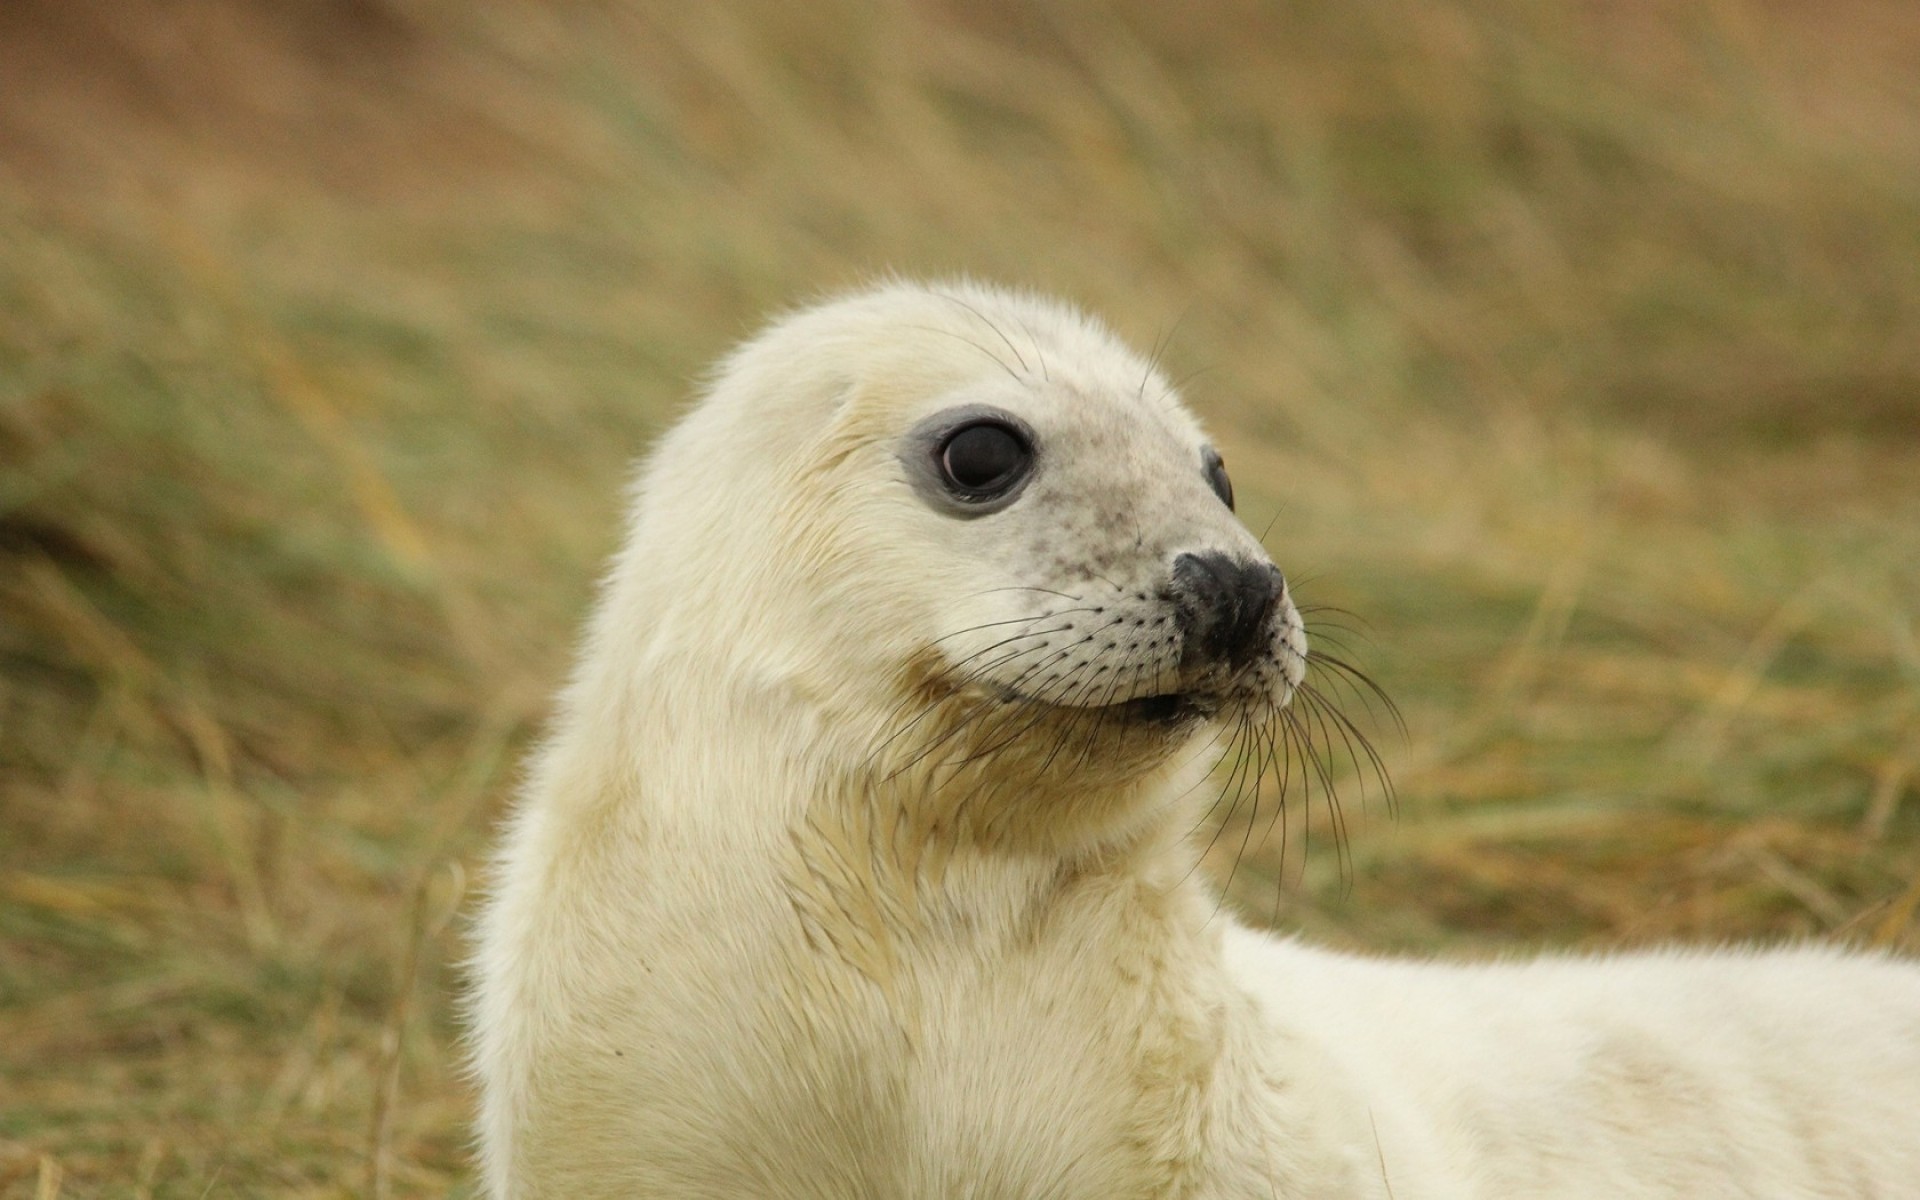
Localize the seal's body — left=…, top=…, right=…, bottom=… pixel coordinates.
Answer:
left=471, top=281, right=1920, bottom=1199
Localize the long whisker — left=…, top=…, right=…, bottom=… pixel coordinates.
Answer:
left=869, top=622, right=1076, bottom=765
left=895, top=639, right=1088, bottom=778
left=1308, top=650, right=1405, bottom=733
left=1201, top=709, right=1263, bottom=867
left=903, top=323, right=1023, bottom=385
left=935, top=293, right=1032, bottom=375
left=927, top=608, right=1099, bottom=648
left=967, top=585, right=1085, bottom=601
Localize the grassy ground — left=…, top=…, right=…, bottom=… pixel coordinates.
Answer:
left=3, top=1, right=1918, bottom=1194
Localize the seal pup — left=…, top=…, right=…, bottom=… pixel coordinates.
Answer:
left=470, top=280, right=1920, bottom=1199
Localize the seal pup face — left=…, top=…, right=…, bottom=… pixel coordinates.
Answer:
left=881, top=319, right=1306, bottom=763
left=624, top=280, right=1318, bottom=847
left=806, top=283, right=1305, bottom=823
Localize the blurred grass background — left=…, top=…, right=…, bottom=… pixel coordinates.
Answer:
left=2, top=0, right=1918, bottom=1194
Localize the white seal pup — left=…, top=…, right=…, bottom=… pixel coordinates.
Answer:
left=470, top=280, right=1920, bottom=1199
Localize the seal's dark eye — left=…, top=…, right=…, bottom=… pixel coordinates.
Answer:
left=938, top=421, right=1032, bottom=499
left=1203, top=447, right=1234, bottom=512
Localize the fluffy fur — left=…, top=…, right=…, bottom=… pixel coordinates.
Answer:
left=470, top=280, right=1920, bottom=1198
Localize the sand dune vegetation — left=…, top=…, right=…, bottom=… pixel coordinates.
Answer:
left=3, top=1, right=1917, bottom=1194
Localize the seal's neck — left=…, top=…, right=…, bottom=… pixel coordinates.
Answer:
left=547, top=628, right=1219, bottom=941
left=774, top=721, right=1217, bottom=970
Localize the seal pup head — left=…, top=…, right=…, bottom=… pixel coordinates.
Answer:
left=611, top=280, right=1309, bottom=849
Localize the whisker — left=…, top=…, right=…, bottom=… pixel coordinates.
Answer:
left=927, top=610, right=1097, bottom=648
left=868, top=627, right=1073, bottom=765
left=1249, top=718, right=1292, bottom=925
left=967, top=585, right=1085, bottom=601
left=1301, top=682, right=1397, bottom=818
left=1008, top=316, right=1051, bottom=383
left=1292, top=694, right=1356, bottom=891
left=1308, top=651, right=1405, bottom=733
left=901, top=639, right=1091, bottom=776
left=1204, top=711, right=1262, bottom=924
left=935, top=293, right=1032, bottom=375
left=1198, top=706, right=1259, bottom=894
left=1138, top=306, right=1190, bottom=404
left=902, top=323, right=1022, bottom=385
left=878, top=639, right=1074, bottom=776
left=1226, top=712, right=1265, bottom=917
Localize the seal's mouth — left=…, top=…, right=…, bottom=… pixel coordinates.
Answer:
left=991, top=685, right=1216, bottom=727
left=1101, top=691, right=1213, bottom=726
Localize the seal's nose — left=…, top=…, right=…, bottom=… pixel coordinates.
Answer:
left=1172, top=552, right=1285, bottom=670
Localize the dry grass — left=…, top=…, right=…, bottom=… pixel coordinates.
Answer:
left=2, top=1, right=1918, bottom=1194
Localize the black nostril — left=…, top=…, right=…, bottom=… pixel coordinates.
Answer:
left=1171, top=552, right=1285, bottom=669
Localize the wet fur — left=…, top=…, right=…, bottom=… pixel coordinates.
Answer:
left=470, top=280, right=1920, bottom=1198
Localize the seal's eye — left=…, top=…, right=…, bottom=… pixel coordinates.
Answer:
left=1203, top=447, right=1234, bottom=512
left=938, top=420, right=1032, bottom=499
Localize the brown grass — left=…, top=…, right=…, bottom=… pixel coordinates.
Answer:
left=3, top=1, right=1918, bottom=1194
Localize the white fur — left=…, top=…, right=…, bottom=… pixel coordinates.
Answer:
left=470, top=280, right=1920, bottom=1198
